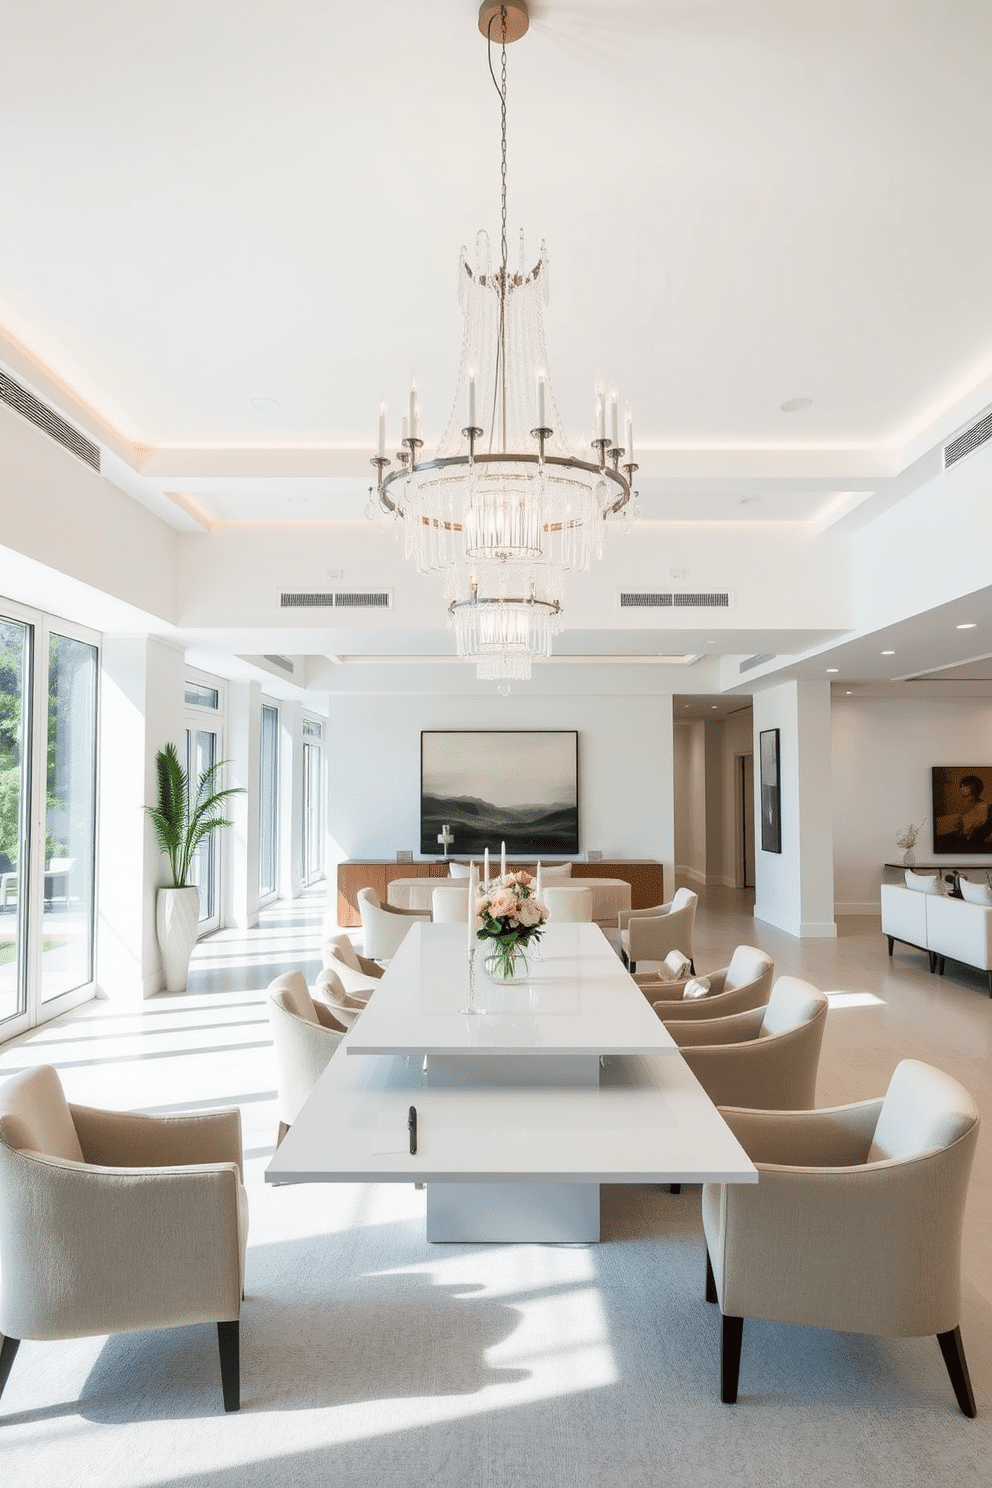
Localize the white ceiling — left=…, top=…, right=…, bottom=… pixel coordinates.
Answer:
left=2, top=1, right=992, bottom=688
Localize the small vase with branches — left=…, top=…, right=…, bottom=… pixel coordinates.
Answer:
left=895, top=820, right=925, bottom=867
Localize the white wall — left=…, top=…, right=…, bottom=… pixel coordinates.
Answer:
left=325, top=691, right=675, bottom=893
left=832, top=693, right=992, bottom=913
left=720, top=709, right=754, bottom=888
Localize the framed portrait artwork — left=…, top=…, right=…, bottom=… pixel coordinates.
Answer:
left=421, top=730, right=579, bottom=856
left=759, top=728, right=782, bottom=854
left=931, top=766, right=992, bottom=854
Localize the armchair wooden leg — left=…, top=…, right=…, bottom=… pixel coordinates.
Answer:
left=705, top=1249, right=717, bottom=1304
left=0, top=1335, right=20, bottom=1400
left=629, top=960, right=636, bottom=974
left=887, top=935, right=894, bottom=956
left=720, top=1315, right=743, bottom=1403
left=937, top=1326, right=976, bottom=1417
left=217, top=1321, right=240, bottom=1412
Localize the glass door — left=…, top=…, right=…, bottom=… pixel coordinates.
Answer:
left=302, top=721, right=323, bottom=885
left=0, top=616, right=31, bottom=1033
left=185, top=725, right=222, bottom=934
left=258, top=702, right=279, bottom=901
left=41, top=631, right=98, bottom=1006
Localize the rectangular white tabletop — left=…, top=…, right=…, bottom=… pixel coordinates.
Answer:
left=265, top=1042, right=758, bottom=1187
left=346, top=920, right=678, bottom=1059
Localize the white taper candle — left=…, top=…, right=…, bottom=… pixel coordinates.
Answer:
left=501, top=840, right=506, bottom=878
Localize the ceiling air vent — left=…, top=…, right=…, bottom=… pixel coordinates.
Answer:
left=0, top=370, right=100, bottom=472
left=620, top=591, right=732, bottom=609
left=739, top=653, right=777, bottom=673
left=279, top=590, right=391, bottom=610
left=944, top=407, right=992, bottom=470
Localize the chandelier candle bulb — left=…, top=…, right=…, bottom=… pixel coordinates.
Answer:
left=401, top=414, right=409, bottom=445
left=468, top=371, right=476, bottom=429
left=536, top=374, right=546, bottom=429
left=378, top=404, right=387, bottom=460
left=596, top=389, right=606, bottom=441
left=409, top=381, right=417, bottom=438
left=625, top=408, right=633, bottom=461
left=609, top=392, right=619, bottom=447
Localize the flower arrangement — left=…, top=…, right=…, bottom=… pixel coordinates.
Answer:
left=895, top=821, right=924, bottom=851
left=475, top=871, right=548, bottom=981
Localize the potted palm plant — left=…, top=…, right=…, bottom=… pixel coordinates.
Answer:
left=146, top=742, right=243, bottom=992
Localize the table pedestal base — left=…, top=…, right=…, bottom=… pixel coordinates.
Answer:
left=426, top=1181, right=600, bottom=1243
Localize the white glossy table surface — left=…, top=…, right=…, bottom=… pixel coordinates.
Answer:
left=346, top=921, right=678, bottom=1059
left=266, top=1046, right=758, bottom=1187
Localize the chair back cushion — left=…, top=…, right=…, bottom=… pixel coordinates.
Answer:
left=725, top=944, right=773, bottom=990
left=670, top=887, right=697, bottom=914
left=544, top=886, right=593, bottom=922
left=538, top=862, right=572, bottom=885
left=432, top=886, right=470, bottom=922
left=760, top=976, right=826, bottom=1037
left=357, top=886, right=382, bottom=908
left=269, top=970, right=319, bottom=1024
left=324, top=932, right=362, bottom=971
left=447, top=861, right=471, bottom=878
left=869, top=1058, right=980, bottom=1162
left=0, top=1065, right=85, bottom=1163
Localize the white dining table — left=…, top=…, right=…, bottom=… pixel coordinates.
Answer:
left=266, top=922, right=757, bottom=1242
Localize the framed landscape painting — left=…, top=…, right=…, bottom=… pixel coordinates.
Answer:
left=931, top=766, right=992, bottom=854
left=759, top=728, right=782, bottom=854
left=421, top=731, right=579, bottom=856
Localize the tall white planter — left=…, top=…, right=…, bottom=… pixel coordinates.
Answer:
left=157, top=886, right=201, bottom=993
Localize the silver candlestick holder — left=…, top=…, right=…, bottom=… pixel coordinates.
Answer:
left=459, top=945, right=485, bottom=1016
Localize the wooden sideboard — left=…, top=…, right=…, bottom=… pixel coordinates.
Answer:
left=336, top=859, right=664, bottom=928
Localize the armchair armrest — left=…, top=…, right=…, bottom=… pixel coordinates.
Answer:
left=384, top=903, right=431, bottom=919
left=618, top=900, right=671, bottom=931
left=717, top=1099, right=884, bottom=1167
left=0, top=1149, right=245, bottom=1340
left=70, top=1103, right=243, bottom=1178
left=664, top=1006, right=765, bottom=1046
left=355, top=951, right=384, bottom=978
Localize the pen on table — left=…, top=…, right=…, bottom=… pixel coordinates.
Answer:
left=408, top=1104, right=418, bottom=1155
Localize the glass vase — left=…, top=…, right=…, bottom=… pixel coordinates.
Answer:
left=483, top=945, right=530, bottom=985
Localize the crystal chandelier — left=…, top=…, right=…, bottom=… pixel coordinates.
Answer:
left=370, top=0, right=637, bottom=680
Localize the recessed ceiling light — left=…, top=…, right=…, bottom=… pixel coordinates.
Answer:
left=250, top=396, right=280, bottom=412
left=956, top=622, right=977, bottom=630
left=287, top=496, right=308, bottom=505
left=705, top=639, right=716, bottom=645
left=881, top=649, right=895, bottom=655
left=826, top=667, right=839, bottom=673
left=780, top=397, right=812, bottom=413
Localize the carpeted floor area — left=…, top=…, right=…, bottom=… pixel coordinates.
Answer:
left=1, top=887, right=990, bottom=1487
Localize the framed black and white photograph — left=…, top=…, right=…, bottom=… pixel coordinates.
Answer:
left=759, top=728, right=782, bottom=854
left=931, top=766, right=992, bottom=854
left=421, top=730, right=579, bottom=856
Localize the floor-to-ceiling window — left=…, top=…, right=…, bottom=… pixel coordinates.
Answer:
left=302, top=716, right=323, bottom=885
left=258, top=700, right=279, bottom=901
left=1, top=602, right=98, bottom=1042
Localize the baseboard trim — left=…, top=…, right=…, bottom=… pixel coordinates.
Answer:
left=754, top=904, right=838, bottom=939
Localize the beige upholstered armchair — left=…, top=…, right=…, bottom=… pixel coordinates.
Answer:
left=648, top=945, right=774, bottom=1019
left=703, top=1059, right=980, bottom=1414
left=358, top=886, right=429, bottom=961
left=432, top=885, right=470, bottom=922
left=268, top=971, right=346, bottom=1143
left=543, top=886, right=594, bottom=922
left=322, top=931, right=383, bottom=1000
left=619, top=887, right=697, bottom=973
left=664, top=976, right=828, bottom=1110
left=0, top=1064, right=247, bottom=1412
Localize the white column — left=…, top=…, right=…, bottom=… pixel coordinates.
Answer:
left=226, top=680, right=261, bottom=930
left=97, top=636, right=185, bottom=1000
left=752, top=679, right=836, bottom=938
